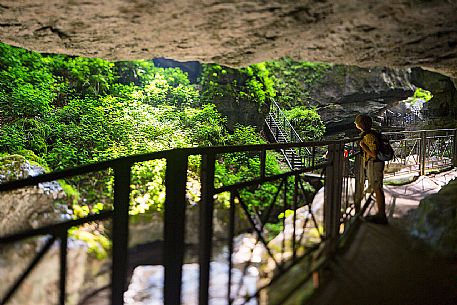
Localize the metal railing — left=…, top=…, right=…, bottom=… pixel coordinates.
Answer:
left=381, top=109, right=457, bottom=129
left=0, top=138, right=368, bottom=305
left=384, top=129, right=457, bottom=176
left=264, top=99, right=315, bottom=169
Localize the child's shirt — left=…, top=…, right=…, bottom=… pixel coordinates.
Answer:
left=360, top=132, right=379, bottom=162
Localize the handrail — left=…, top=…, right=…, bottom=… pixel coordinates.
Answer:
left=265, top=99, right=318, bottom=169
left=0, top=139, right=360, bottom=192
left=0, top=128, right=455, bottom=305
left=270, top=99, right=304, bottom=143
left=0, top=137, right=362, bottom=305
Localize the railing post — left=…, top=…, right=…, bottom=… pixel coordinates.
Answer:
left=324, top=142, right=344, bottom=256
left=111, top=162, right=131, bottom=305
left=453, top=129, right=457, bottom=168
left=199, top=153, right=215, bottom=305
left=59, top=231, right=68, bottom=305
left=291, top=151, right=295, bottom=169
left=354, top=153, right=364, bottom=212
left=420, top=131, right=427, bottom=175
left=164, top=151, right=188, bottom=305
left=260, top=150, right=266, bottom=179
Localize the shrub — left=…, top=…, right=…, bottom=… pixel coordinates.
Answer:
left=284, top=106, right=326, bottom=140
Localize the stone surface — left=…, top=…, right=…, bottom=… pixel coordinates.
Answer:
left=1, top=1, right=457, bottom=77
left=129, top=200, right=250, bottom=247
left=410, top=67, right=457, bottom=113
left=408, top=177, right=457, bottom=257
left=0, top=239, right=88, bottom=305
left=0, top=155, right=67, bottom=236
left=124, top=262, right=258, bottom=305
left=310, top=65, right=415, bottom=132
left=305, top=65, right=457, bottom=133
left=0, top=155, right=113, bottom=305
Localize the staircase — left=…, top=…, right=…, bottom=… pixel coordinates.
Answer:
left=264, top=100, right=311, bottom=169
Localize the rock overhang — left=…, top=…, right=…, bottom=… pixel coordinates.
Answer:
left=0, top=0, right=456, bottom=78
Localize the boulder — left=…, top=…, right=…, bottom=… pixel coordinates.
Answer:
left=408, top=178, right=457, bottom=257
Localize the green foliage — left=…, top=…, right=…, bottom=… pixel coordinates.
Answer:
left=129, top=160, right=166, bottom=215
left=0, top=42, right=320, bottom=258
left=69, top=226, right=111, bottom=259
left=0, top=44, right=56, bottom=119
left=199, top=63, right=276, bottom=106
left=284, top=106, right=326, bottom=140
left=45, top=55, right=116, bottom=97
left=183, top=104, right=228, bottom=146
left=405, top=87, right=433, bottom=106
left=263, top=58, right=331, bottom=108
left=278, top=209, right=295, bottom=220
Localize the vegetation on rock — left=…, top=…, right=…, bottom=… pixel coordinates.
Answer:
left=0, top=43, right=323, bottom=257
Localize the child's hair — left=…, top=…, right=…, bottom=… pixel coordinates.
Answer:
left=355, top=114, right=373, bottom=131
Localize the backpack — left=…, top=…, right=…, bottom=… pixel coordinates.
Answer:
left=372, top=131, right=395, bottom=161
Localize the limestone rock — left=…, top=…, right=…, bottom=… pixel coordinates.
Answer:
left=0, top=239, right=88, bottom=305
left=124, top=262, right=258, bottom=305
left=309, top=65, right=415, bottom=133
left=408, top=178, right=457, bottom=257
left=1, top=1, right=457, bottom=77
left=0, top=155, right=67, bottom=237
left=410, top=67, right=457, bottom=113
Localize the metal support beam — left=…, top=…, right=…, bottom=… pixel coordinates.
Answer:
left=199, top=153, right=215, bottom=305
left=354, top=153, right=364, bottom=212
left=111, top=163, right=131, bottom=305
left=324, top=142, right=344, bottom=256
left=164, top=151, right=188, bottom=305
left=453, top=129, right=457, bottom=168
left=59, top=231, right=68, bottom=305
left=420, top=131, right=427, bottom=175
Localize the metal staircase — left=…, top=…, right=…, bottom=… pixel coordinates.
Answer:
left=265, top=99, right=313, bottom=169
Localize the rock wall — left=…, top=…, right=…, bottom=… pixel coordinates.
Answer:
left=0, top=155, right=68, bottom=236
left=408, top=178, right=457, bottom=257
left=0, top=239, right=88, bottom=305
left=129, top=202, right=250, bottom=248
left=202, top=68, right=270, bottom=132
left=294, top=65, right=457, bottom=135
left=306, top=65, right=415, bottom=134
left=0, top=155, right=103, bottom=305
left=410, top=67, right=457, bottom=114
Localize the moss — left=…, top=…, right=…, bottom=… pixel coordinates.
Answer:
left=264, top=58, right=331, bottom=108
left=15, top=149, right=49, bottom=170
left=0, top=154, right=28, bottom=181
left=200, top=63, right=276, bottom=109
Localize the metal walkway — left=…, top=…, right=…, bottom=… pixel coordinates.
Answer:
left=305, top=169, right=457, bottom=305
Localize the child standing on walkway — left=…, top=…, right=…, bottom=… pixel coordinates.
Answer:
left=355, top=114, right=388, bottom=225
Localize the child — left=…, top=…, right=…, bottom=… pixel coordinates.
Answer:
left=355, top=114, right=388, bottom=225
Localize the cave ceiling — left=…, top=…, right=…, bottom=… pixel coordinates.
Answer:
left=0, top=0, right=457, bottom=77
